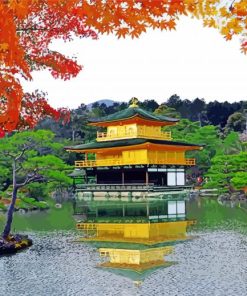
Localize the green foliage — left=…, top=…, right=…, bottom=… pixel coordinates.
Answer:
left=231, top=172, right=247, bottom=190
left=239, top=133, right=247, bottom=152
left=21, top=197, right=36, bottom=204
left=163, top=119, right=200, bottom=140
left=0, top=202, right=7, bottom=211
left=163, top=117, right=245, bottom=173
left=154, top=104, right=180, bottom=118
left=205, top=152, right=247, bottom=192
left=164, top=120, right=222, bottom=171
left=221, top=132, right=242, bottom=154
left=225, top=112, right=246, bottom=133
left=0, top=167, right=10, bottom=191
left=164, top=118, right=245, bottom=175
left=0, top=130, right=73, bottom=201
left=25, top=183, right=50, bottom=200
left=19, top=197, right=49, bottom=209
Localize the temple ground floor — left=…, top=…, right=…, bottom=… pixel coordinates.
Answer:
left=84, top=165, right=186, bottom=187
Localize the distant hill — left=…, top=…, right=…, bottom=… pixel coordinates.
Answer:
left=87, top=99, right=119, bottom=109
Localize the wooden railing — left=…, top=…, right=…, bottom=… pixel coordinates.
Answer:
left=185, top=158, right=196, bottom=165
left=96, top=130, right=172, bottom=141
left=75, top=183, right=155, bottom=192
left=75, top=158, right=195, bottom=168
left=75, top=183, right=192, bottom=192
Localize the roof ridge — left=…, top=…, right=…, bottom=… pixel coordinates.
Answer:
left=88, top=105, right=179, bottom=124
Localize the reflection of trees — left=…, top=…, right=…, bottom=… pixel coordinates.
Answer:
left=188, top=196, right=247, bottom=232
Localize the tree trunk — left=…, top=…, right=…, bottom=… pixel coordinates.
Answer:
left=72, top=129, right=75, bottom=142
left=2, top=186, right=18, bottom=239
left=2, top=160, right=17, bottom=240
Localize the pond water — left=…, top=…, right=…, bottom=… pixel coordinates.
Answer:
left=1, top=197, right=247, bottom=296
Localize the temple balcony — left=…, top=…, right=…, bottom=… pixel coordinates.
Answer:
left=96, top=130, right=172, bottom=142
left=75, top=157, right=195, bottom=168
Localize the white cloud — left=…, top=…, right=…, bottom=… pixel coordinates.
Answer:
left=21, top=16, right=247, bottom=108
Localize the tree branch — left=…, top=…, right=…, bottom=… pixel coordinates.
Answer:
left=229, top=0, right=236, bottom=11
left=2, top=151, right=16, bottom=159
left=16, top=167, right=46, bottom=188
left=17, top=173, right=46, bottom=188
left=15, top=141, right=36, bottom=161
left=17, top=27, right=51, bottom=32
left=15, top=147, right=27, bottom=162
left=15, top=163, right=23, bottom=173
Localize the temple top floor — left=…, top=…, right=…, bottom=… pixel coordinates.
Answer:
left=88, top=99, right=179, bottom=128
left=88, top=98, right=180, bottom=142
left=96, top=123, right=173, bottom=141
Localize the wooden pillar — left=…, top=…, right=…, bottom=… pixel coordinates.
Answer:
left=95, top=170, right=97, bottom=184
left=84, top=169, right=88, bottom=184
left=145, top=169, right=149, bottom=185
left=122, top=170, right=125, bottom=184
left=146, top=203, right=149, bottom=217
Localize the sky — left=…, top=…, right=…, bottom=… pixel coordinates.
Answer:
left=22, top=16, right=247, bottom=109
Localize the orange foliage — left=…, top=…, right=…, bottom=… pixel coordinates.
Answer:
left=0, top=0, right=246, bottom=134
left=0, top=0, right=96, bottom=134
left=16, top=91, right=70, bottom=130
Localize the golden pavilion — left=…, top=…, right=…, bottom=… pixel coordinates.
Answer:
left=67, top=98, right=201, bottom=278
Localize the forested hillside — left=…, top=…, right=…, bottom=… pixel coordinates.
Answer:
left=37, top=95, right=247, bottom=143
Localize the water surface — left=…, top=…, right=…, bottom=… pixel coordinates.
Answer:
left=0, top=198, right=247, bottom=296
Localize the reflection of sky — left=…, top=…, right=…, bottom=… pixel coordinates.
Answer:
left=21, top=16, right=246, bottom=109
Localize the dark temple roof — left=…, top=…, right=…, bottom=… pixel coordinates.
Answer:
left=66, top=138, right=202, bottom=151
left=89, top=107, right=179, bottom=124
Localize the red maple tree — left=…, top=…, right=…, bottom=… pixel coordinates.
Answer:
left=0, top=0, right=246, bottom=135
left=0, top=0, right=97, bottom=135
